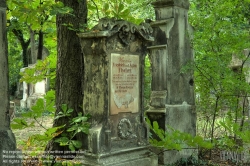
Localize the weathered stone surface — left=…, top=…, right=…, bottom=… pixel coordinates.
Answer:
left=78, top=19, right=157, bottom=166
left=27, top=46, right=49, bottom=64
left=152, top=0, right=190, bottom=10
left=0, top=1, right=6, bottom=8
left=0, top=4, right=21, bottom=165
left=0, top=130, right=22, bottom=166
left=82, top=147, right=157, bottom=166
left=149, top=91, right=167, bottom=108
left=0, top=3, right=9, bottom=130
left=147, top=0, right=196, bottom=164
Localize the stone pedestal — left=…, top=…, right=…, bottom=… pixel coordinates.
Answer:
left=146, top=0, right=197, bottom=164
left=82, top=147, right=157, bottom=166
left=78, top=19, right=157, bottom=166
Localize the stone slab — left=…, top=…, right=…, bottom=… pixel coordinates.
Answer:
left=0, top=130, right=22, bottom=166
left=82, top=147, right=158, bottom=166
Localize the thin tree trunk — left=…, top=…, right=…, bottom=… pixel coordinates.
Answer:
left=12, top=28, right=30, bottom=67
left=37, top=30, right=43, bottom=60
left=239, top=94, right=247, bottom=132
left=210, top=96, right=219, bottom=159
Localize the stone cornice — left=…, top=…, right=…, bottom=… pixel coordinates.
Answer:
left=0, top=6, right=6, bottom=11
left=0, top=1, right=6, bottom=8
left=152, top=0, right=190, bottom=9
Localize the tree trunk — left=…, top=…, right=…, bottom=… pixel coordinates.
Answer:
left=37, top=30, right=43, bottom=60
left=45, top=0, right=87, bottom=156
left=0, top=1, right=20, bottom=165
left=12, top=28, right=30, bottom=67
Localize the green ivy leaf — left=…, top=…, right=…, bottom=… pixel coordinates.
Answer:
left=61, top=104, right=68, bottom=113
left=67, top=125, right=78, bottom=132
left=69, top=143, right=75, bottom=151
left=71, top=140, right=82, bottom=149
left=55, top=136, right=69, bottom=146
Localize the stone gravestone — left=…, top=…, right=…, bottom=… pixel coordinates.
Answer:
left=146, top=0, right=197, bottom=165
left=78, top=18, right=158, bottom=166
left=20, top=46, right=50, bottom=109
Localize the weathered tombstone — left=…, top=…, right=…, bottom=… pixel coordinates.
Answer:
left=19, top=47, right=50, bottom=109
left=27, top=45, right=49, bottom=64
left=20, top=68, right=28, bottom=108
left=146, top=0, right=197, bottom=164
left=9, top=101, right=16, bottom=120
left=78, top=18, right=158, bottom=166
left=0, top=1, right=21, bottom=165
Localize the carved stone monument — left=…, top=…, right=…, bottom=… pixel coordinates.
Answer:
left=78, top=19, right=157, bottom=166
left=146, top=0, right=197, bottom=164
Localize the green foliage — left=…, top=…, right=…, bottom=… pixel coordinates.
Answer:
left=217, top=117, right=250, bottom=151
left=7, top=30, right=23, bottom=95
left=23, top=125, right=65, bottom=152
left=11, top=90, right=55, bottom=129
left=7, top=0, right=72, bottom=31
left=20, top=55, right=56, bottom=89
left=189, top=0, right=250, bottom=152
left=11, top=118, right=35, bottom=130
left=11, top=90, right=90, bottom=153
left=7, top=0, right=61, bottom=91
left=11, top=90, right=57, bottom=152
left=88, top=0, right=154, bottom=27
left=146, top=118, right=213, bottom=151
left=54, top=105, right=91, bottom=151
left=167, top=156, right=210, bottom=166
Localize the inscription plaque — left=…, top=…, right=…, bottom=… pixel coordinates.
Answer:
left=110, top=53, right=139, bottom=115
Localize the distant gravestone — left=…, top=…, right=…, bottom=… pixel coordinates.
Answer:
left=19, top=46, right=50, bottom=109
left=78, top=18, right=157, bottom=166
left=27, top=45, right=49, bottom=64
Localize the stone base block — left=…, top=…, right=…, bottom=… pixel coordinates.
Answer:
left=160, top=149, right=197, bottom=165
left=0, top=130, right=22, bottom=166
left=20, top=99, right=27, bottom=108
left=149, top=146, right=197, bottom=165
left=147, top=102, right=197, bottom=165
left=82, top=147, right=158, bottom=166
left=243, top=143, right=250, bottom=163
